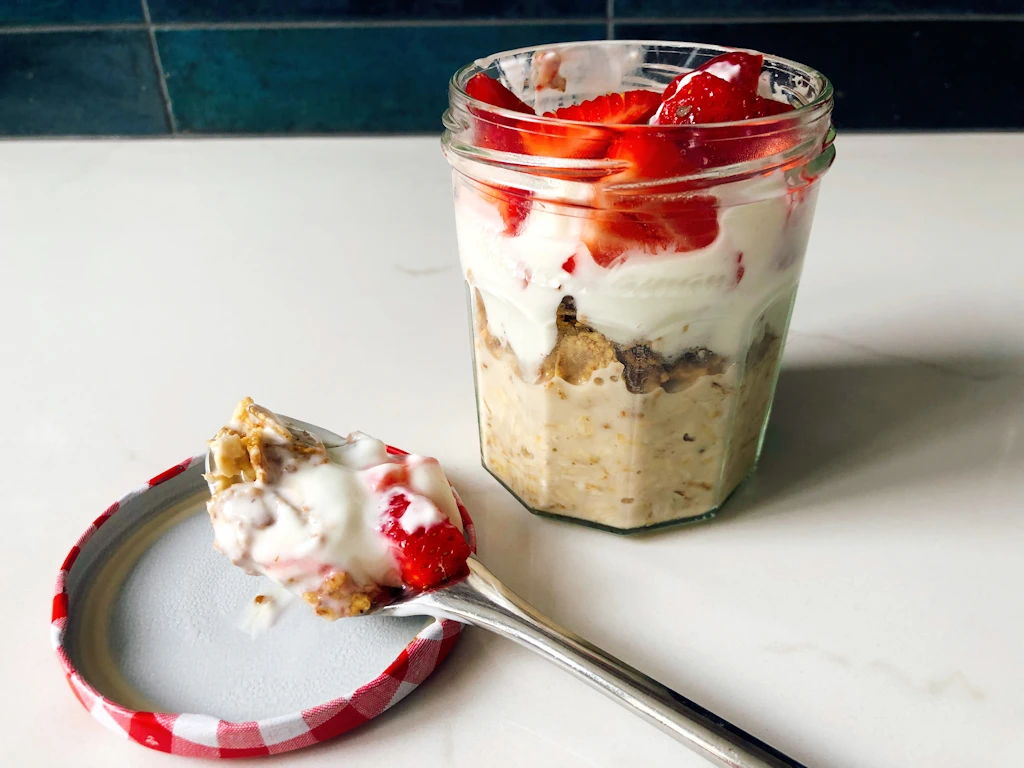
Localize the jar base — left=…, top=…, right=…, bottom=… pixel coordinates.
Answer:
left=482, top=460, right=760, bottom=535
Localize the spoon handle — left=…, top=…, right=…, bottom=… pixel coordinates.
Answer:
left=422, top=558, right=807, bottom=768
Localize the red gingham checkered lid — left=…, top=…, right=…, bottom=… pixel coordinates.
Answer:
left=52, top=452, right=476, bottom=758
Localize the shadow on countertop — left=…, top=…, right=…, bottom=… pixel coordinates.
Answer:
left=720, top=351, right=1024, bottom=522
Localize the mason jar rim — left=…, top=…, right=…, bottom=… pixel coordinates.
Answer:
left=449, top=39, right=834, bottom=131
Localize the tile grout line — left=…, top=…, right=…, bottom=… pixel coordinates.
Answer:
left=609, top=13, right=1024, bottom=25
left=139, top=0, right=177, bottom=134
left=0, top=17, right=607, bottom=34
left=606, top=0, right=614, bottom=39
left=0, top=23, right=147, bottom=33
left=151, top=17, right=607, bottom=30
left=0, top=13, right=1020, bottom=35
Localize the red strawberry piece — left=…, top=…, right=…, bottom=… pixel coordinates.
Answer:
left=584, top=208, right=669, bottom=268
left=656, top=72, right=761, bottom=125
left=753, top=95, right=795, bottom=116
left=582, top=135, right=714, bottom=267
left=518, top=120, right=606, bottom=161
left=697, top=51, right=763, bottom=93
left=380, top=492, right=471, bottom=590
left=659, top=51, right=764, bottom=107
left=462, top=76, right=536, bottom=231
left=464, top=73, right=534, bottom=154
left=487, top=184, right=530, bottom=235
left=561, top=255, right=576, bottom=274
left=584, top=194, right=719, bottom=268
left=465, top=72, right=533, bottom=114
left=549, top=90, right=662, bottom=125
left=606, top=133, right=694, bottom=182
left=520, top=90, right=661, bottom=160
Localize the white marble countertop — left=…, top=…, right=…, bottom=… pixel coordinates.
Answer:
left=2, top=134, right=1021, bottom=768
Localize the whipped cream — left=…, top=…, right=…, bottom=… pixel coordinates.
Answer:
left=205, top=400, right=463, bottom=617
left=455, top=173, right=814, bottom=379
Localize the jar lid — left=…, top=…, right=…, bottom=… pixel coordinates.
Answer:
left=51, top=455, right=475, bottom=758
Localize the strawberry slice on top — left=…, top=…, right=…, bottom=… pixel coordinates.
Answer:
left=464, top=72, right=535, bottom=153
left=656, top=72, right=761, bottom=125
left=547, top=90, right=663, bottom=124
left=520, top=89, right=662, bottom=159
left=465, top=72, right=533, bottom=114
left=693, top=51, right=763, bottom=93
left=653, top=50, right=794, bottom=125
left=380, top=491, right=471, bottom=590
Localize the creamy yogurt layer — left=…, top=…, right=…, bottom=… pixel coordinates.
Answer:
left=456, top=173, right=814, bottom=381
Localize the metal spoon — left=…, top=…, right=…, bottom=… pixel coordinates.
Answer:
left=208, top=419, right=807, bottom=768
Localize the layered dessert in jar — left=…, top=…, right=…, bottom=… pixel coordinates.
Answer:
left=442, top=42, right=835, bottom=531
left=204, top=398, right=471, bottom=618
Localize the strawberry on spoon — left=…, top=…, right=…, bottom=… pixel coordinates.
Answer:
left=380, top=492, right=472, bottom=590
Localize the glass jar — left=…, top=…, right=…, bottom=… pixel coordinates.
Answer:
left=442, top=41, right=835, bottom=532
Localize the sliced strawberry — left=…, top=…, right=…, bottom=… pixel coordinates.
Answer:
left=656, top=72, right=761, bottom=125
left=465, top=73, right=533, bottom=114
left=753, top=95, right=795, bottom=116
left=697, top=51, right=763, bottom=93
left=475, top=183, right=530, bottom=235
left=606, top=133, right=693, bottom=182
left=462, top=75, right=536, bottom=230
left=381, top=492, right=471, bottom=591
left=495, top=187, right=531, bottom=235
left=659, top=51, right=763, bottom=106
left=584, top=194, right=720, bottom=268
left=464, top=73, right=534, bottom=154
left=520, top=90, right=661, bottom=160
left=518, top=121, right=606, bottom=160
left=548, top=90, right=662, bottom=125
left=581, top=132, right=715, bottom=267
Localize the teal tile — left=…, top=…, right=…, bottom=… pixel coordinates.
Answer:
left=148, top=0, right=606, bottom=23
left=0, top=31, right=168, bottom=136
left=614, top=0, right=1024, bottom=17
left=615, top=21, right=1024, bottom=129
left=0, top=0, right=142, bottom=25
left=157, top=25, right=606, bottom=134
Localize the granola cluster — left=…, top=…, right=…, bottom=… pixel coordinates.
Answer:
left=204, top=397, right=326, bottom=492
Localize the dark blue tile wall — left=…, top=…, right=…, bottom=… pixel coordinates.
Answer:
left=615, top=20, right=1023, bottom=130
left=615, top=0, right=1024, bottom=18
left=147, top=0, right=606, bottom=23
left=0, top=31, right=167, bottom=135
left=0, top=0, right=1021, bottom=135
left=0, top=0, right=141, bottom=25
left=158, top=24, right=604, bottom=133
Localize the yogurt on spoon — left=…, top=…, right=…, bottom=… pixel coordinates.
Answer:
left=204, top=398, right=470, bottom=619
